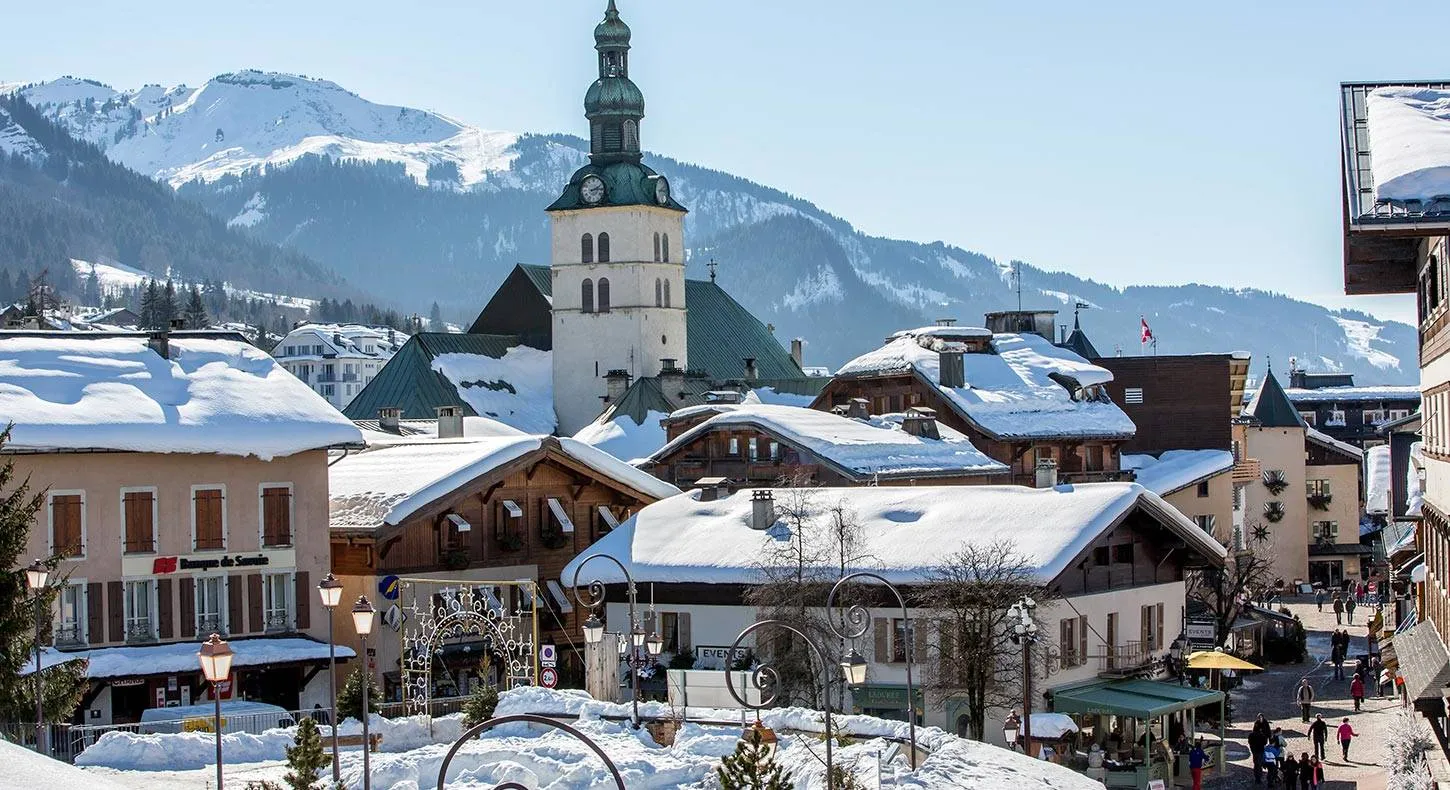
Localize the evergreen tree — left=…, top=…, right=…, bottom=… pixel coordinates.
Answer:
left=0, top=269, right=14, bottom=305
left=282, top=716, right=329, bottom=790
left=159, top=279, right=178, bottom=328
left=0, top=426, right=88, bottom=723
left=139, top=279, right=159, bottom=329
left=83, top=268, right=101, bottom=307
left=461, top=656, right=499, bottom=727
left=336, top=666, right=382, bottom=722
left=717, top=724, right=793, bottom=790
left=184, top=285, right=208, bottom=329
left=428, top=301, right=444, bottom=332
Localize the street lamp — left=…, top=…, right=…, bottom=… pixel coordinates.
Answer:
left=1003, top=710, right=1022, bottom=749
left=317, top=573, right=343, bottom=783
left=25, top=559, right=48, bottom=754
left=571, top=553, right=663, bottom=727
left=197, top=633, right=234, bottom=790
left=352, top=596, right=376, bottom=790
left=1007, top=596, right=1040, bottom=749
left=826, top=570, right=920, bottom=769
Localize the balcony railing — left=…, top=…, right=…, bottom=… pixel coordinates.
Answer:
left=196, top=614, right=224, bottom=636
left=264, top=611, right=292, bottom=633
left=1231, top=458, right=1262, bottom=485
left=53, top=623, right=85, bottom=647
left=1095, top=641, right=1154, bottom=673
left=125, top=620, right=156, bottom=644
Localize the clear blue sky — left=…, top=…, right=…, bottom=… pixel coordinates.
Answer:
left=3, top=0, right=1444, bottom=324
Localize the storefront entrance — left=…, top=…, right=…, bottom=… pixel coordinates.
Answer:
left=1309, top=560, right=1344, bottom=587
left=848, top=684, right=923, bottom=724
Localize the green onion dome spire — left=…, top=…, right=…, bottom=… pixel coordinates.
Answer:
left=585, top=0, right=643, bottom=164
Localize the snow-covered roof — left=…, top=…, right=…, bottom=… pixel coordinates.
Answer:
left=26, top=637, right=354, bottom=679
left=1366, top=444, right=1391, bottom=516
left=0, top=335, right=363, bottom=459
left=276, top=322, right=408, bottom=359
left=1307, top=427, right=1364, bottom=460
left=561, top=483, right=1225, bottom=587
left=430, top=345, right=556, bottom=435
left=1283, top=385, right=1421, bottom=403
left=834, top=328, right=1134, bottom=440
left=1365, top=86, right=1450, bottom=204
left=330, top=435, right=679, bottom=531
left=355, top=415, right=525, bottom=446
left=573, top=409, right=669, bottom=465
left=1121, top=450, right=1234, bottom=496
left=650, top=404, right=1008, bottom=480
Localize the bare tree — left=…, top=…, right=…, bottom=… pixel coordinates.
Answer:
left=1187, top=520, right=1280, bottom=645
left=918, top=540, right=1049, bottom=741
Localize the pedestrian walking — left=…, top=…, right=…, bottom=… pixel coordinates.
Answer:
left=1295, top=678, right=1315, bottom=722
left=1315, top=587, right=1326, bottom=612
left=1350, top=674, right=1365, bottom=711
left=1189, top=738, right=1208, bottom=790
left=1307, top=755, right=1324, bottom=790
left=1308, top=714, right=1328, bottom=760
left=1250, top=714, right=1271, bottom=785
left=1266, top=741, right=1281, bottom=787
left=1283, top=752, right=1300, bottom=790
left=1346, top=595, right=1357, bottom=624
left=1298, top=753, right=1313, bottom=790
left=1337, top=718, right=1358, bottom=761
left=1332, top=593, right=1344, bottom=624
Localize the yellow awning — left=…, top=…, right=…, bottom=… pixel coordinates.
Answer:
left=1186, top=651, right=1263, bottom=671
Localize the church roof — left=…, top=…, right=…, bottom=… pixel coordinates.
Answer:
left=546, top=160, right=686, bottom=212
left=343, top=333, right=526, bottom=422
left=684, top=279, right=802, bottom=381
left=1242, top=369, right=1305, bottom=428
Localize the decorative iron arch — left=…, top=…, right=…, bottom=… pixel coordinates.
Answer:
left=399, top=581, right=538, bottom=716
left=435, top=714, right=626, bottom=790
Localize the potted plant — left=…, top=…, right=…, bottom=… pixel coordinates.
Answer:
left=1263, top=501, right=1285, bottom=523
left=540, top=524, right=569, bottom=550
left=496, top=530, right=524, bottom=552
left=443, top=548, right=470, bottom=570
left=1307, top=491, right=1332, bottom=510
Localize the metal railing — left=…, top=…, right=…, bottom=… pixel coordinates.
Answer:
left=2, top=707, right=327, bottom=764
left=372, top=695, right=468, bottom=720
left=1096, top=640, right=1155, bottom=673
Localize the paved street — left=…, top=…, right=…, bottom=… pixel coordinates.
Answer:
left=1207, top=598, right=1403, bottom=790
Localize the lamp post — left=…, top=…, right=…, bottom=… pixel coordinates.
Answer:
left=723, top=619, right=837, bottom=790
left=1007, top=596, right=1040, bottom=750
left=351, top=596, right=376, bottom=790
left=317, top=573, right=343, bottom=783
left=825, top=570, right=919, bottom=769
left=1003, top=710, right=1022, bottom=750
left=197, top=633, right=234, bottom=790
left=571, top=553, right=662, bottom=727
left=25, top=559, right=48, bottom=754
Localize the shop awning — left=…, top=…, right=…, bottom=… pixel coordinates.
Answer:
left=1394, top=621, right=1450, bottom=712
left=1051, top=678, right=1225, bottom=719
left=21, top=637, right=355, bottom=680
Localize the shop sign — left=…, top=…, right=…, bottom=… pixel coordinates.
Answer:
left=112, top=678, right=146, bottom=688
left=849, top=684, right=922, bottom=710
left=153, top=554, right=270, bottom=574
left=379, top=575, right=401, bottom=600
left=1185, top=620, right=1217, bottom=646
left=695, top=645, right=748, bottom=670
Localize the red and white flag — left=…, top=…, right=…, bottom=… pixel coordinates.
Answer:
left=1140, top=317, right=1154, bottom=344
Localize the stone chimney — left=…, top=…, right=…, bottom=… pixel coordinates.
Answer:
left=147, top=328, right=171, bottom=359
left=1035, top=458, right=1059, bottom=489
left=846, top=397, right=870, bottom=420
left=939, top=348, right=965, bottom=389
left=378, top=407, right=403, bottom=433
left=436, top=405, right=464, bottom=439
left=659, top=359, right=685, bottom=407
left=605, top=369, right=632, bottom=404
left=750, top=490, right=776, bottom=530
left=696, top=476, right=730, bottom=502
left=901, top=407, right=940, bottom=440
left=790, top=339, right=803, bottom=368
left=743, top=357, right=758, bottom=382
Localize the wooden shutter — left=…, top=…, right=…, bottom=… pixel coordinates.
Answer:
left=248, top=574, right=264, bottom=633
left=1078, top=615, right=1088, bottom=667
left=107, top=581, right=123, bottom=643
left=179, top=577, right=196, bottom=638
left=195, top=489, right=223, bottom=550
left=87, top=582, right=104, bottom=646
left=226, top=576, right=243, bottom=636
left=677, top=611, right=691, bottom=650
left=1156, top=604, right=1165, bottom=650
left=124, top=491, right=154, bottom=553
left=913, top=619, right=927, bottom=664
left=1140, top=605, right=1151, bottom=650
left=52, top=495, right=82, bottom=557
left=873, top=618, right=889, bottom=663
left=937, top=621, right=955, bottom=681
left=262, top=487, right=292, bottom=547
left=157, top=578, right=174, bottom=640
left=294, top=571, right=310, bottom=630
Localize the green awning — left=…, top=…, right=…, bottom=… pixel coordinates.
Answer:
left=1051, top=679, right=1225, bottom=719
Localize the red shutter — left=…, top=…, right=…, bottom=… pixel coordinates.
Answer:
left=157, top=578, right=174, bottom=639
left=107, top=581, right=123, bottom=643
left=294, top=571, right=311, bottom=631
left=87, top=582, right=104, bottom=646
left=248, top=574, right=264, bottom=633
left=179, top=577, right=195, bottom=638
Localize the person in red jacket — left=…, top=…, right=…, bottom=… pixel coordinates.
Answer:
left=1350, top=674, right=1365, bottom=712
left=1338, top=718, right=1359, bottom=761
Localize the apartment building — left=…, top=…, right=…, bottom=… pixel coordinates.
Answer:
left=273, top=323, right=408, bottom=409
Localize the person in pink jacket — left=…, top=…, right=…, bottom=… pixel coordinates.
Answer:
left=1337, top=718, right=1359, bottom=761
left=1350, top=675, right=1365, bottom=711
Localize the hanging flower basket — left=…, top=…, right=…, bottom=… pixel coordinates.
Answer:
left=1307, top=492, right=1332, bottom=510
left=1264, top=501, right=1285, bottom=523
left=496, top=531, right=524, bottom=552
left=540, top=525, right=569, bottom=550
left=1262, top=470, right=1289, bottom=496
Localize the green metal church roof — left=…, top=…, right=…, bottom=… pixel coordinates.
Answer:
left=684, top=279, right=801, bottom=381
left=546, top=160, right=686, bottom=213
left=342, top=333, right=524, bottom=421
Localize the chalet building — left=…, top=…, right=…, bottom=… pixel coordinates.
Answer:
left=645, top=403, right=1009, bottom=488
left=328, top=429, right=678, bottom=699
left=561, top=482, right=1226, bottom=738
left=1235, top=368, right=1367, bottom=586
left=1273, top=367, right=1419, bottom=449
left=1122, top=451, right=1236, bottom=546
left=1337, top=79, right=1450, bottom=755
left=2, top=331, right=363, bottom=726
left=272, top=323, right=408, bottom=410
left=812, top=321, right=1136, bottom=486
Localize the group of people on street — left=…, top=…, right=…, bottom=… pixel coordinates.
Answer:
left=1249, top=715, right=1329, bottom=788
left=1328, top=629, right=1353, bottom=679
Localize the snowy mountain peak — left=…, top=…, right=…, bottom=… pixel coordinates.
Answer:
left=14, top=70, right=521, bottom=188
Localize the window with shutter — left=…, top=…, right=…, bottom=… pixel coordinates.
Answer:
left=873, top=618, right=889, bottom=663
left=1059, top=618, right=1076, bottom=668
left=88, top=582, right=104, bottom=646
left=261, top=486, right=292, bottom=547
left=193, top=487, right=225, bottom=550
left=55, top=583, right=86, bottom=646
left=123, top=489, right=156, bottom=553
left=294, top=571, right=310, bottom=630
left=195, top=576, right=226, bottom=635
left=157, top=578, right=174, bottom=640
left=124, top=580, right=155, bottom=643
left=1078, top=615, right=1088, bottom=667
left=49, top=493, right=84, bottom=557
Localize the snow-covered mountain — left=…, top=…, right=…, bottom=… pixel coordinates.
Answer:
left=7, top=72, right=1420, bottom=382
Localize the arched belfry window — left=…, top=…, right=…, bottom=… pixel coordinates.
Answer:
left=664, top=278, right=671, bottom=308
left=623, top=120, right=639, bottom=151
left=655, top=278, right=663, bottom=307
left=581, top=279, right=594, bottom=313
left=598, top=232, right=611, bottom=263
left=581, top=233, right=594, bottom=264
left=598, top=278, right=611, bottom=313
left=653, top=232, right=661, bottom=262
left=662, top=233, right=670, bottom=263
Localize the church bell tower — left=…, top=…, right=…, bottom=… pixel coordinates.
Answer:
left=546, top=0, right=689, bottom=434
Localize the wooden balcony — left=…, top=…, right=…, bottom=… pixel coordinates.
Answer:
left=1232, top=458, right=1262, bottom=485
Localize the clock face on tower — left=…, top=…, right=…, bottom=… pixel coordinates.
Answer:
left=654, top=176, right=670, bottom=205
left=580, top=175, right=606, bottom=205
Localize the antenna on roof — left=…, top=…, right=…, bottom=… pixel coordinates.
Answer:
left=1013, top=261, right=1022, bottom=312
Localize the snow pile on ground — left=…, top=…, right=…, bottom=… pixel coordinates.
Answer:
left=574, top=409, right=669, bottom=463
left=3, top=736, right=134, bottom=790
left=1367, top=444, right=1392, bottom=516
left=0, top=335, right=361, bottom=459
left=1123, top=450, right=1234, bottom=496
left=431, top=346, right=556, bottom=435
left=1365, top=86, right=1450, bottom=204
